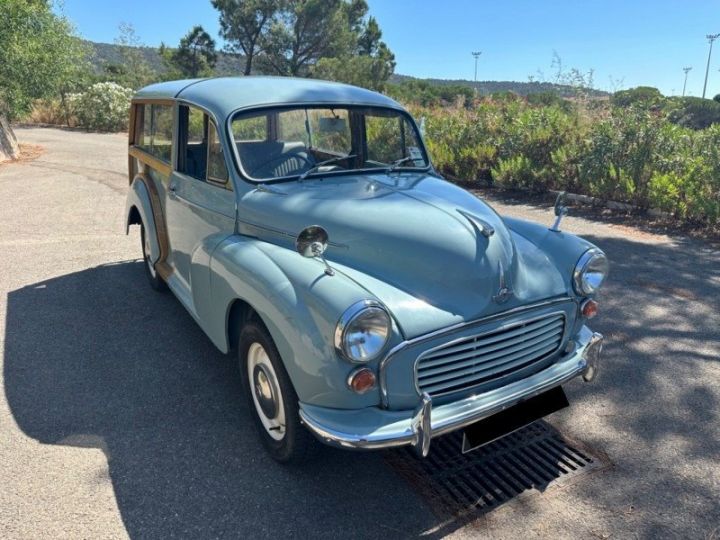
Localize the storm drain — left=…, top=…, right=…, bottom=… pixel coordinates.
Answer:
left=384, top=421, right=608, bottom=519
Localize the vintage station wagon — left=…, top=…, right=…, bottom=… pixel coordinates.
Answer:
left=125, top=77, right=607, bottom=463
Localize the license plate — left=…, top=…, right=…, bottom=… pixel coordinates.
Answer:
left=461, top=386, right=570, bottom=454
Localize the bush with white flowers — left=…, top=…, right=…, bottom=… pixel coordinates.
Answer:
left=69, top=82, right=134, bottom=132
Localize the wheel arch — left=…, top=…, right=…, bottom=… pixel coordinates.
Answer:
left=124, top=176, right=162, bottom=265
left=226, top=298, right=258, bottom=354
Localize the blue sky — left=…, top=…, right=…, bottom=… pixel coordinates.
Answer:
left=56, top=0, right=720, bottom=96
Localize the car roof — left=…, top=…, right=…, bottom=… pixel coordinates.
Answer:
left=133, top=76, right=404, bottom=120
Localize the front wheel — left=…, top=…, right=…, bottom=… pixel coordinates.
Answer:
left=238, top=320, right=318, bottom=464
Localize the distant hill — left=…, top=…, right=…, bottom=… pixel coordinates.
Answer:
left=86, top=40, right=243, bottom=76
left=389, top=74, right=608, bottom=98
left=86, top=41, right=608, bottom=97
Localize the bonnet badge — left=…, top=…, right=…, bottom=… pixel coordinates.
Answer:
left=493, top=262, right=514, bottom=304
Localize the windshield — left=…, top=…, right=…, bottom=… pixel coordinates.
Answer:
left=230, top=106, right=429, bottom=182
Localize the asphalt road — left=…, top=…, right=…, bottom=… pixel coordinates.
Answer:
left=0, top=127, right=718, bottom=539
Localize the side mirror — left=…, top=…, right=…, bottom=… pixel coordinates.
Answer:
left=296, top=225, right=334, bottom=276
left=550, top=191, right=568, bottom=232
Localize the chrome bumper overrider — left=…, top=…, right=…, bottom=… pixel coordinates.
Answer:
left=299, top=326, right=603, bottom=457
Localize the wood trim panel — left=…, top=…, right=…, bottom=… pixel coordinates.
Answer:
left=129, top=146, right=172, bottom=177
left=134, top=173, right=173, bottom=280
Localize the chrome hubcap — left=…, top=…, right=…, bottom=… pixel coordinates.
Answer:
left=247, top=342, right=286, bottom=440
left=253, top=364, right=277, bottom=419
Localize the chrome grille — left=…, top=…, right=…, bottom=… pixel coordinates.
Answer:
left=416, top=313, right=565, bottom=397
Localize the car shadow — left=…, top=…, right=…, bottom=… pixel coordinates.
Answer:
left=5, top=230, right=719, bottom=538
left=3, top=260, right=440, bottom=539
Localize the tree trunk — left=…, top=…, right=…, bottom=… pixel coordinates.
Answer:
left=0, top=114, right=20, bottom=162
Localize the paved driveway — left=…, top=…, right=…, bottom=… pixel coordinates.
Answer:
left=0, top=127, right=718, bottom=539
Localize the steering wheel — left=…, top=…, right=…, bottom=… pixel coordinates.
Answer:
left=254, top=153, right=314, bottom=177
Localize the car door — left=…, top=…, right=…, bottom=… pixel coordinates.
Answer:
left=164, top=103, right=236, bottom=314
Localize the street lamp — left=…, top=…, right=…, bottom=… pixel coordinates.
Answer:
left=682, top=67, right=692, bottom=96
left=702, top=33, right=720, bottom=99
left=472, top=51, right=482, bottom=83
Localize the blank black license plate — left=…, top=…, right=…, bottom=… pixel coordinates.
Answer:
left=461, top=386, right=570, bottom=454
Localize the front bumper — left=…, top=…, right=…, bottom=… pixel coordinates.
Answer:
left=299, top=326, right=603, bottom=456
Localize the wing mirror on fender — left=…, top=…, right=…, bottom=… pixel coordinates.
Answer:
left=550, top=191, right=568, bottom=232
left=296, top=225, right=335, bottom=276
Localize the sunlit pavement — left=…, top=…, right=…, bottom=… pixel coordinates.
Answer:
left=1, top=127, right=718, bottom=539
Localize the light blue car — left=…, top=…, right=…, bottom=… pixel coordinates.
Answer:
left=125, top=77, right=607, bottom=463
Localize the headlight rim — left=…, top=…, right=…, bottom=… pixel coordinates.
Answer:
left=573, top=248, right=609, bottom=296
left=334, top=299, right=392, bottom=363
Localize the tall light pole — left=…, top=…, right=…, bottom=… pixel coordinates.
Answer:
left=702, top=33, right=720, bottom=99
left=682, top=66, right=692, bottom=96
left=472, top=51, right=482, bottom=83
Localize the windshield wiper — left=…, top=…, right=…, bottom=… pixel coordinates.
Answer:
left=298, top=154, right=357, bottom=181
left=386, top=156, right=417, bottom=173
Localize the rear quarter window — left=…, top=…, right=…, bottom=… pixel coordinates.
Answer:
left=135, top=103, right=174, bottom=163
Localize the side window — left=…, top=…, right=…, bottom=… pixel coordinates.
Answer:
left=134, top=103, right=174, bottom=163
left=152, top=105, right=173, bottom=162
left=139, top=105, right=152, bottom=151
left=178, top=104, right=229, bottom=186
left=207, top=122, right=228, bottom=184
left=179, top=105, right=207, bottom=180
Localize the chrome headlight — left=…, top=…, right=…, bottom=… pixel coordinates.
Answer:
left=573, top=248, right=609, bottom=296
left=335, top=301, right=391, bottom=363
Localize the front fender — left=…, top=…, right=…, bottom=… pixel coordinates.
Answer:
left=503, top=216, right=596, bottom=294
left=125, top=177, right=160, bottom=264
left=208, top=235, right=402, bottom=409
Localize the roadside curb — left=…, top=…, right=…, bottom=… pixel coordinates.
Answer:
left=549, top=190, right=673, bottom=219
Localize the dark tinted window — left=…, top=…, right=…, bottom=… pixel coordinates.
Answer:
left=178, top=105, right=229, bottom=186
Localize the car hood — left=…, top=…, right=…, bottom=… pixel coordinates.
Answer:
left=238, top=173, right=567, bottom=338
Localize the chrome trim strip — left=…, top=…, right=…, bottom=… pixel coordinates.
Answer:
left=412, top=311, right=567, bottom=398
left=378, top=297, right=573, bottom=408
left=236, top=218, right=348, bottom=249
left=299, top=327, right=599, bottom=452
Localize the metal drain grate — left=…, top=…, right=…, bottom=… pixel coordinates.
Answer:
left=384, top=421, right=608, bottom=519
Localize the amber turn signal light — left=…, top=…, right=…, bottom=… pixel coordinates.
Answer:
left=347, top=367, right=377, bottom=394
left=581, top=299, right=599, bottom=319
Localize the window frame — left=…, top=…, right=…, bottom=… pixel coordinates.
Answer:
left=128, top=99, right=176, bottom=177
left=175, top=101, right=232, bottom=190
left=226, top=103, right=432, bottom=185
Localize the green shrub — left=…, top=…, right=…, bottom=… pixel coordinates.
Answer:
left=69, top=82, right=134, bottom=132
left=411, top=93, right=720, bottom=226
left=612, top=86, right=663, bottom=108
left=666, top=96, right=720, bottom=130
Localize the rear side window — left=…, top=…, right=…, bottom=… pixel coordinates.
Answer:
left=136, top=103, right=174, bottom=163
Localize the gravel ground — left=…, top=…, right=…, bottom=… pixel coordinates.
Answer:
left=0, top=127, right=718, bottom=539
